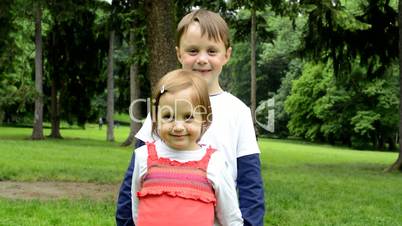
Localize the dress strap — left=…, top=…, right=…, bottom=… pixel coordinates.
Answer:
left=198, top=146, right=216, bottom=170
left=146, top=142, right=158, bottom=165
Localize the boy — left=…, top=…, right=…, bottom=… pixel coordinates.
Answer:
left=116, top=9, right=265, bottom=226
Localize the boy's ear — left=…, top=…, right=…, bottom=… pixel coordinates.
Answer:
left=176, top=46, right=183, bottom=63
left=224, top=47, right=232, bottom=64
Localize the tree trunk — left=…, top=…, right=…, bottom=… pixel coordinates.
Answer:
left=106, top=30, right=115, bottom=142
left=49, top=30, right=62, bottom=139
left=49, top=78, right=62, bottom=138
left=121, top=28, right=142, bottom=146
left=387, top=136, right=396, bottom=151
left=32, top=2, right=44, bottom=140
left=145, top=0, right=177, bottom=88
left=386, top=0, right=402, bottom=172
left=250, top=5, right=258, bottom=136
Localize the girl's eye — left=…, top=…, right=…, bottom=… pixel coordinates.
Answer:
left=184, top=114, right=194, bottom=121
left=161, top=113, right=173, bottom=122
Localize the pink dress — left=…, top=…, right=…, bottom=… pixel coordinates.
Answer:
left=136, top=142, right=217, bottom=226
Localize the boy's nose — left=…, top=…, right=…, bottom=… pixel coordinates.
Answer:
left=196, top=52, right=208, bottom=65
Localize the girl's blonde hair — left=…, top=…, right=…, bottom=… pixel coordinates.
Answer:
left=176, top=9, right=231, bottom=49
left=151, top=69, right=212, bottom=139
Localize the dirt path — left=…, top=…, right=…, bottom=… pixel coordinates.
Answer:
left=0, top=181, right=121, bottom=201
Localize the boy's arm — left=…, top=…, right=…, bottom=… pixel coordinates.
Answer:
left=210, top=152, right=243, bottom=226
left=237, top=154, right=265, bottom=226
left=115, top=139, right=145, bottom=226
left=235, top=106, right=265, bottom=226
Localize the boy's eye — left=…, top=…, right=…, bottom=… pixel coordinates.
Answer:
left=187, top=48, right=198, bottom=55
left=208, top=49, right=217, bottom=55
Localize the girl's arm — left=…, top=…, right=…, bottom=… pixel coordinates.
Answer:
left=116, top=139, right=145, bottom=226
left=208, top=151, right=243, bottom=226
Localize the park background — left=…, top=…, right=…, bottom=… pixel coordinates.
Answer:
left=1, top=0, right=402, bottom=225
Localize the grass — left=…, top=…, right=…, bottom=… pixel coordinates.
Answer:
left=0, top=199, right=114, bottom=226
left=261, top=139, right=401, bottom=226
left=113, top=113, right=134, bottom=124
left=1, top=125, right=401, bottom=225
left=0, top=126, right=132, bottom=182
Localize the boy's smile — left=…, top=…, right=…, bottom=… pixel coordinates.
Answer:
left=176, top=22, right=232, bottom=95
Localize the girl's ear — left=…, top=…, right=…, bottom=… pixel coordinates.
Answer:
left=197, top=124, right=205, bottom=143
left=200, top=122, right=208, bottom=137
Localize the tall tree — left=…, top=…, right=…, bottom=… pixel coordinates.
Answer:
left=145, top=0, right=177, bottom=88
left=48, top=28, right=62, bottom=138
left=121, top=16, right=143, bottom=146
left=229, top=0, right=282, bottom=131
left=387, top=0, right=402, bottom=171
left=106, top=0, right=135, bottom=142
left=46, top=0, right=108, bottom=137
left=31, top=1, right=44, bottom=140
left=106, top=29, right=115, bottom=141
left=250, top=3, right=257, bottom=127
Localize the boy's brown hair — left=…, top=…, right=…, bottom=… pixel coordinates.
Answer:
left=151, top=69, right=212, bottom=139
left=176, top=9, right=231, bottom=49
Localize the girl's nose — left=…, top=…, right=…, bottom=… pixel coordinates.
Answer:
left=172, top=121, right=185, bottom=132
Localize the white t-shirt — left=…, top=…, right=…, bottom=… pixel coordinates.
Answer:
left=131, top=140, right=243, bottom=226
left=135, top=91, right=260, bottom=182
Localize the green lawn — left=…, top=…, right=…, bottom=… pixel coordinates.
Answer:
left=0, top=126, right=132, bottom=182
left=0, top=199, right=114, bottom=226
left=261, top=139, right=401, bottom=226
left=0, top=126, right=401, bottom=225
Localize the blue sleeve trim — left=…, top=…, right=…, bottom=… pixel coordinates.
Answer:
left=237, top=154, right=265, bottom=226
left=115, top=139, right=145, bottom=226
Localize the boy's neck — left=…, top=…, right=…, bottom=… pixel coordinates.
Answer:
left=208, top=84, right=224, bottom=96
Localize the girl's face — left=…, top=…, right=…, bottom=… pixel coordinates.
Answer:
left=157, top=88, right=204, bottom=150
left=176, top=22, right=232, bottom=95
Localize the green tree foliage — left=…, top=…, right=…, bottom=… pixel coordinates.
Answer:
left=285, top=62, right=399, bottom=149
left=245, top=9, right=305, bottom=137
left=264, top=59, right=303, bottom=138
left=286, top=0, right=400, bottom=151
left=0, top=0, right=35, bottom=123
left=113, top=0, right=149, bottom=116
left=0, top=0, right=13, bottom=67
left=176, top=0, right=229, bottom=19
left=285, top=63, right=332, bottom=141
left=222, top=8, right=276, bottom=106
left=300, top=0, right=397, bottom=77
left=255, top=13, right=305, bottom=135
left=229, top=0, right=278, bottom=126
left=45, top=0, right=108, bottom=127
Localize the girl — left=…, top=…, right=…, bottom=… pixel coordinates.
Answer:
left=131, top=69, right=243, bottom=226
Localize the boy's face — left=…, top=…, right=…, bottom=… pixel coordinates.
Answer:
left=176, top=22, right=232, bottom=94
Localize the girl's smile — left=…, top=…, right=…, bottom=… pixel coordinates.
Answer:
left=157, top=88, right=204, bottom=150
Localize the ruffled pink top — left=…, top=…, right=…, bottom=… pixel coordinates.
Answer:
left=136, top=142, right=217, bottom=226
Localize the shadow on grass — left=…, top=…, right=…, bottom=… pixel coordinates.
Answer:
left=268, top=162, right=397, bottom=178
left=0, top=134, right=129, bottom=150
left=301, top=162, right=390, bottom=173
